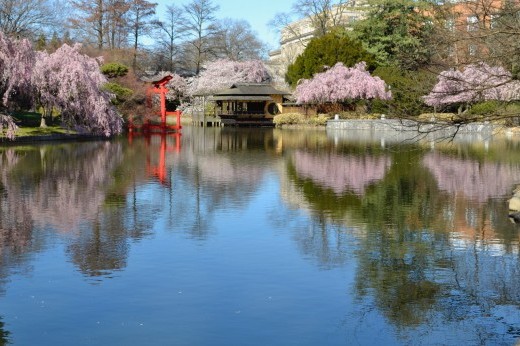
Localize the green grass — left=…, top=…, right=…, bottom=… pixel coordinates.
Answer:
left=15, top=126, right=73, bottom=136
left=8, top=111, right=73, bottom=137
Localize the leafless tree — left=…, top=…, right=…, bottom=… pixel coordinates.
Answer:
left=105, top=0, right=130, bottom=49
left=70, top=0, right=106, bottom=49
left=127, top=0, right=157, bottom=71
left=154, top=4, right=185, bottom=72
left=181, top=0, right=220, bottom=75
left=0, top=0, right=61, bottom=37
left=292, top=0, right=350, bottom=36
left=213, top=19, right=267, bottom=61
left=269, top=0, right=353, bottom=48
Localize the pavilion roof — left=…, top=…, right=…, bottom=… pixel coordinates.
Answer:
left=213, top=83, right=290, bottom=96
left=208, top=95, right=273, bottom=101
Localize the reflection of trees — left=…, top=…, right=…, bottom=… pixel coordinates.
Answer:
left=281, top=144, right=397, bottom=268
left=352, top=149, right=447, bottom=326
left=423, top=151, right=520, bottom=244
left=291, top=218, right=353, bottom=269
left=423, top=152, right=520, bottom=203
left=67, top=214, right=129, bottom=277
left=292, top=150, right=391, bottom=195
left=6, top=142, right=124, bottom=232
left=174, top=127, right=275, bottom=239
left=285, top=144, right=520, bottom=339
left=0, top=317, right=9, bottom=346
left=0, top=140, right=155, bottom=279
left=0, top=149, right=36, bottom=295
left=65, top=138, right=164, bottom=277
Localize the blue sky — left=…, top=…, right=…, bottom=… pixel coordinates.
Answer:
left=155, top=0, right=294, bottom=49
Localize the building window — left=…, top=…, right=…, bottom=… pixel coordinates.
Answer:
left=467, top=15, right=478, bottom=31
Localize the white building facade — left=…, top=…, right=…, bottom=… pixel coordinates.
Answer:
left=268, top=3, right=368, bottom=80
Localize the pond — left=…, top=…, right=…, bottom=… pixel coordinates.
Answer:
left=0, top=127, right=519, bottom=345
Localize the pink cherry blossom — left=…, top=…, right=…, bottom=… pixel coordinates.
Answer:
left=423, top=62, right=520, bottom=107
left=190, top=59, right=271, bottom=96
left=0, top=32, right=34, bottom=139
left=32, top=44, right=122, bottom=136
left=295, top=62, right=392, bottom=104
left=165, top=73, right=188, bottom=101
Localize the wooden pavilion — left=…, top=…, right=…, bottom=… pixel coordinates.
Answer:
left=209, top=83, right=290, bottom=126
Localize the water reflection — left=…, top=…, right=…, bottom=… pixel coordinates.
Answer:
left=0, top=317, right=9, bottom=346
left=173, top=128, right=276, bottom=239
left=423, top=151, right=520, bottom=203
left=0, top=128, right=519, bottom=345
left=0, top=141, right=155, bottom=280
left=291, top=151, right=391, bottom=195
left=283, top=133, right=520, bottom=343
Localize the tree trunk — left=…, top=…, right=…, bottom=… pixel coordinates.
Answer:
left=40, top=109, right=52, bottom=128
left=40, top=114, right=47, bottom=128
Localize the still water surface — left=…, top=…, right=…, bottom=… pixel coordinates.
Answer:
left=0, top=127, right=519, bottom=345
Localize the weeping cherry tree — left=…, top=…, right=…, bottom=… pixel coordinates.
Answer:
left=189, top=59, right=271, bottom=96
left=295, top=62, right=392, bottom=107
left=0, top=32, right=34, bottom=139
left=423, top=62, right=520, bottom=112
left=32, top=44, right=123, bottom=136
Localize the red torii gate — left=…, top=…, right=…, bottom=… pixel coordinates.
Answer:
left=131, top=73, right=182, bottom=133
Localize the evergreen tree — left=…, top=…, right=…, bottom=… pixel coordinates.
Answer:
left=35, top=34, right=47, bottom=51
left=285, top=30, right=376, bottom=87
left=352, top=0, right=433, bottom=70
left=49, top=31, right=61, bottom=51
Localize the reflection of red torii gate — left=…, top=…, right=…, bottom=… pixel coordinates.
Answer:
left=128, top=132, right=181, bottom=186
left=130, top=73, right=182, bottom=133
left=145, top=133, right=181, bottom=186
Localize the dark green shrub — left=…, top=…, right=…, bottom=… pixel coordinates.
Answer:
left=468, top=101, right=501, bottom=115
left=101, top=63, right=129, bottom=78
left=373, top=66, right=436, bottom=117
left=103, top=82, right=133, bottom=105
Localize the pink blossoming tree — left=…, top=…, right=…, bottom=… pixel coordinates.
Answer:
left=295, top=62, right=392, bottom=105
left=423, top=63, right=520, bottom=108
left=189, top=59, right=271, bottom=96
left=32, top=44, right=123, bottom=136
left=0, top=32, right=34, bottom=139
left=166, top=73, right=188, bottom=101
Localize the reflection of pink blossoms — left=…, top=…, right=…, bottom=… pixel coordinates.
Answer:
left=423, top=152, right=520, bottom=202
left=293, top=151, right=392, bottom=195
left=190, top=59, right=271, bottom=96
left=295, top=62, right=392, bottom=104
left=423, top=63, right=520, bottom=107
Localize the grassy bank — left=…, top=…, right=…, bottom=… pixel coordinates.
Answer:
left=11, top=111, right=72, bottom=137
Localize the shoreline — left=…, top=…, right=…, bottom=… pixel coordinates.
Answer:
left=3, top=119, right=520, bottom=145
left=0, top=133, right=112, bottom=145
